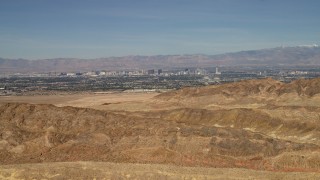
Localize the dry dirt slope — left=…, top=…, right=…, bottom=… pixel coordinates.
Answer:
left=155, top=78, right=320, bottom=145
left=1, top=162, right=320, bottom=180
left=1, top=78, right=320, bottom=176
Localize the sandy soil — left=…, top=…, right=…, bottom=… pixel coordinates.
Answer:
left=0, top=92, right=160, bottom=111
left=0, top=94, right=83, bottom=104
left=1, top=162, right=320, bottom=180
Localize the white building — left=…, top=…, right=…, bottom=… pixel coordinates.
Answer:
left=215, top=67, right=221, bottom=75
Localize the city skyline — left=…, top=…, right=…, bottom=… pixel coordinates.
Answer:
left=0, top=0, right=320, bottom=59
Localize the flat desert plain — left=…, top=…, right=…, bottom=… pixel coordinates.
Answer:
left=0, top=92, right=160, bottom=111
left=1, top=162, right=320, bottom=180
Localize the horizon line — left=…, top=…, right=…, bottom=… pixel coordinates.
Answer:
left=1, top=45, right=319, bottom=60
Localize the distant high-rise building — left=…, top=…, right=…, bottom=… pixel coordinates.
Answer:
left=215, top=67, right=221, bottom=75
left=158, top=69, right=162, bottom=75
left=195, top=68, right=206, bottom=75
left=148, top=69, right=155, bottom=75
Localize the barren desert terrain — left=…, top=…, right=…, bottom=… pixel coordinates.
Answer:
left=1, top=78, right=320, bottom=178
left=2, top=162, right=320, bottom=180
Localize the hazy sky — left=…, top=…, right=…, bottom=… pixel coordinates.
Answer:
left=0, top=0, right=319, bottom=59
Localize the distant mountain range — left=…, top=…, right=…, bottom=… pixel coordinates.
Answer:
left=1, top=46, right=320, bottom=73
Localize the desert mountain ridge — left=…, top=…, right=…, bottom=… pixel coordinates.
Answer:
left=1, top=46, right=320, bottom=73
left=156, top=77, right=320, bottom=99
left=1, top=78, right=320, bottom=173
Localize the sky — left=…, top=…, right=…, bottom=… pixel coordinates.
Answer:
left=0, top=0, right=320, bottom=59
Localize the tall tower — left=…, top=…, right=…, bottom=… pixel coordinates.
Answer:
left=215, top=67, right=221, bottom=75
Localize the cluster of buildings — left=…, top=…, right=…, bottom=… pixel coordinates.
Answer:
left=2, top=66, right=320, bottom=96
left=57, top=68, right=209, bottom=77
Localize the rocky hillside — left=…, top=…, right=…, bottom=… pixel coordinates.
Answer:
left=1, top=78, right=320, bottom=172
left=0, top=102, right=320, bottom=171
left=156, top=78, right=320, bottom=99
